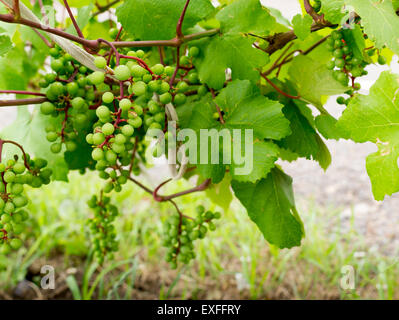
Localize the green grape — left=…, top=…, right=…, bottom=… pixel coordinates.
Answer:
left=174, top=93, right=187, bottom=105
left=96, top=106, right=110, bottom=119
left=130, top=65, right=146, bottom=78
left=188, top=46, right=199, bottom=57
left=378, top=55, right=387, bottom=65
left=152, top=64, right=164, bottom=75
left=66, top=141, right=77, bottom=152
left=94, top=56, right=107, bottom=69
left=179, top=55, right=190, bottom=66
left=119, top=99, right=132, bottom=112
left=4, top=171, right=16, bottom=183
left=132, top=81, right=147, bottom=96
left=176, top=81, right=189, bottom=93
left=71, top=97, right=85, bottom=110
left=88, top=71, right=105, bottom=85
left=336, top=96, right=346, bottom=105
left=160, top=93, right=172, bottom=104
left=102, top=92, right=114, bottom=103
left=121, top=125, right=134, bottom=136
left=50, top=143, right=62, bottom=154
left=51, top=59, right=64, bottom=72
left=114, top=65, right=131, bottom=81
left=13, top=163, right=26, bottom=174
left=164, top=66, right=175, bottom=76
left=92, top=148, right=104, bottom=161
left=102, top=123, right=115, bottom=136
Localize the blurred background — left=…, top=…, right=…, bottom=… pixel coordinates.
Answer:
left=1, top=0, right=399, bottom=300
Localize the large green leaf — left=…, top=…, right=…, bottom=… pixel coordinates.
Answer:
left=216, top=0, right=276, bottom=35
left=346, top=0, right=399, bottom=55
left=288, top=55, right=348, bottom=108
left=232, top=167, right=304, bottom=249
left=116, top=0, right=215, bottom=40
left=337, top=71, right=399, bottom=200
left=193, top=35, right=268, bottom=90
left=0, top=34, right=12, bottom=57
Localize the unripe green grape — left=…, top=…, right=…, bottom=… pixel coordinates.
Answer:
left=10, top=238, right=23, bottom=250
left=51, top=143, right=62, bottom=154
left=132, top=104, right=144, bottom=116
left=93, top=132, right=105, bottom=145
left=149, top=122, right=162, bottom=130
left=144, top=116, right=154, bottom=127
left=130, top=65, right=147, bottom=78
left=188, top=46, right=199, bottom=57
left=106, top=150, right=117, bottom=163
left=79, top=66, right=87, bottom=74
left=336, top=96, right=346, bottom=105
left=85, top=90, right=96, bottom=102
left=51, top=59, right=64, bottom=72
left=335, top=58, right=345, bottom=68
left=351, top=68, right=362, bottom=78
left=114, top=65, right=131, bottom=81
left=102, top=123, right=115, bottom=136
left=337, top=72, right=347, bottom=83
left=132, top=81, right=147, bottom=96
left=40, top=101, right=56, bottom=115
left=13, top=163, right=25, bottom=174
left=112, top=143, right=125, bottom=154
left=94, top=56, right=107, bottom=69
left=160, top=93, right=172, bottom=105
left=66, top=141, right=77, bottom=152
left=121, top=125, right=134, bottom=136
left=4, top=201, right=15, bottom=213
left=176, top=81, right=189, bottom=93
left=71, top=97, right=85, bottom=110
left=109, top=27, right=119, bottom=38
left=4, top=171, right=16, bottom=183
left=67, top=82, right=79, bottom=96
left=164, top=66, right=175, bottom=77
left=154, top=112, right=165, bottom=123
left=88, top=71, right=105, bottom=85
left=129, top=117, right=143, bottom=128
left=148, top=80, right=160, bottom=92
left=334, top=39, right=342, bottom=48
left=75, top=114, right=88, bottom=125
left=353, top=83, right=361, bottom=90
left=49, top=47, right=60, bottom=58
left=12, top=224, right=24, bottom=235
left=119, top=99, right=132, bottom=112
left=152, top=64, right=164, bottom=75
left=1, top=214, right=11, bottom=224
left=86, top=133, right=94, bottom=144
left=102, top=92, right=114, bottom=103
left=114, top=134, right=126, bottom=145
left=198, top=85, right=208, bottom=96
left=159, top=81, right=170, bottom=94
left=174, top=93, right=187, bottom=106
left=378, top=55, right=387, bottom=65
left=136, top=50, right=145, bottom=58
left=96, top=106, right=110, bottom=120
left=13, top=196, right=28, bottom=208
left=179, top=55, right=190, bottom=66
left=142, top=74, right=153, bottom=83
left=188, top=72, right=199, bottom=84
left=92, top=148, right=104, bottom=161
left=333, top=49, right=343, bottom=58
left=326, top=60, right=335, bottom=70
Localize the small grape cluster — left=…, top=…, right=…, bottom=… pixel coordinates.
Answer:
left=87, top=193, right=119, bottom=264
left=0, top=155, right=51, bottom=254
left=162, top=205, right=221, bottom=269
left=312, top=0, right=322, bottom=12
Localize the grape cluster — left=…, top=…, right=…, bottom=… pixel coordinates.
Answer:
left=312, top=0, right=321, bottom=12
left=87, top=193, right=119, bottom=264
left=0, top=155, right=52, bottom=254
left=162, top=205, right=221, bottom=269
left=40, top=47, right=98, bottom=154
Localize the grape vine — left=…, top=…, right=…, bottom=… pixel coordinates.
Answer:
left=0, top=0, right=398, bottom=268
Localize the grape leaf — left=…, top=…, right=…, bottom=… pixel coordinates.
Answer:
left=288, top=55, right=348, bottom=108
left=0, top=34, right=12, bottom=57
left=215, top=80, right=291, bottom=140
left=320, top=0, right=346, bottom=24
left=277, top=101, right=331, bottom=170
left=292, top=14, right=313, bottom=41
left=193, top=0, right=274, bottom=89
left=205, top=174, right=233, bottom=211
left=232, top=167, right=304, bottom=249
left=115, top=0, right=215, bottom=40
left=216, top=0, right=276, bottom=35
left=337, top=71, right=399, bottom=200
left=346, top=0, right=399, bottom=55
left=315, top=114, right=349, bottom=140
left=193, top=35, right=268, bottom=90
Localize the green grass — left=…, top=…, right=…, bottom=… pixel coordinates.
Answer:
left=1, top=171, right=398, bottom=299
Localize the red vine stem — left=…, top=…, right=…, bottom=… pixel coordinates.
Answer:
left=176, top=0, right=191, bottom=39
left=0, top=97, right=47, bottom=107
left=153, top=178, right=211, bottom=202
left=63, top=0, right=84, bottom=38
left=0, top=139, right=31, bottom=169
left=119, top=55, right=153, bottom=75
left=260, top=74, right=301, bottom=99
